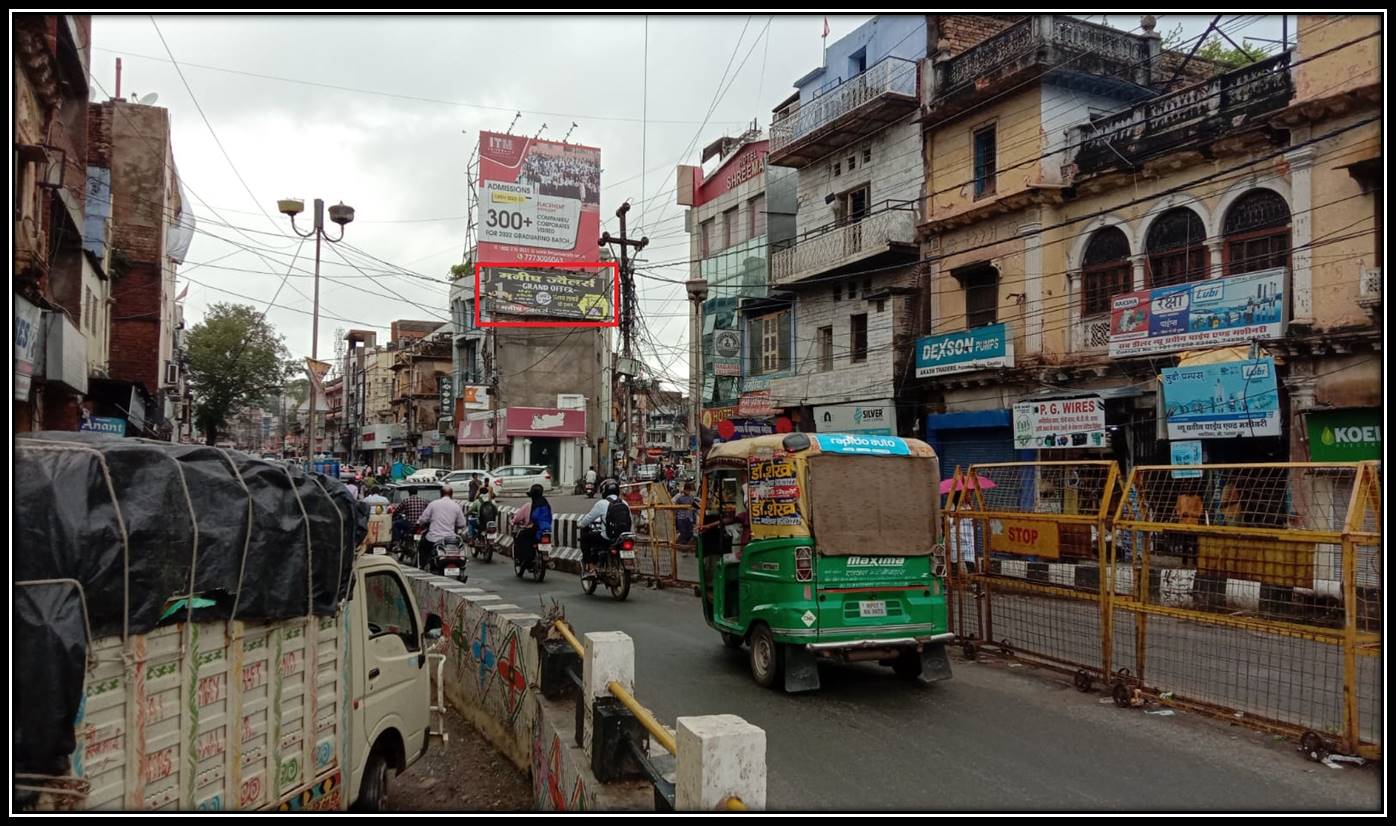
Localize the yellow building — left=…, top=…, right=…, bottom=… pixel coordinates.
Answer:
left=912, top=14, right=1380, bottom=470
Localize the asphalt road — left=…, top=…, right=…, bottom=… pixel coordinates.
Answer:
left=454, top=560, right=1379, bottom=812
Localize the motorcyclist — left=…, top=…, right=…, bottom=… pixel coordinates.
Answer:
left=511, top=484, right=552, bottom=569
left=416, top=484, right=466, bottom=569
left=577, top=479, right=623, bottom=580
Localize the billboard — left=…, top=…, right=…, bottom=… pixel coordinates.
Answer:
left=1161, top=358, right=1281, bottom=439
left=1012, top=396, right=1107, bottom=449
left=477, top=130, right=600, bottom=264
left=1109, top=268, right=1285, bottom=357
left=478, top=263, right=616, bottom=321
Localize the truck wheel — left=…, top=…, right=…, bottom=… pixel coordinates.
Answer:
left=721, top=632, right=743, bottom=649
left=355, top=751, right=390, bottom=811
left=749, top=624, right=782, bottom=689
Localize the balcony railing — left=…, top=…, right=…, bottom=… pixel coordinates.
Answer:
left=1066, top=51, right=1293, bottom=180
left=769, top=56, right=918, bottom=162
left=769, top=205, right=917, bottom=286
left=933, top=15, right=1152, bottom=109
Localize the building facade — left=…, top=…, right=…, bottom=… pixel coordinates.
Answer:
left=912, top=13, right=1381, bottom=476
left=676, top=128, right=797, bottom=449
left=763, top=15, right=928, bottom=439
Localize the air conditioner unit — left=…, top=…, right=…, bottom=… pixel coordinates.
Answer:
left=165, top=360, right=179, bottom=385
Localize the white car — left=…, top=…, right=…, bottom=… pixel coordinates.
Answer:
left=487, top=465, right=553, bottom=495
left=442, top=469, right=492, bottom=500
left=403, top=467, right=449, bottom=484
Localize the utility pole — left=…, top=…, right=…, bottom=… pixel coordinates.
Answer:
left=600, top=201, right=648, bottom=479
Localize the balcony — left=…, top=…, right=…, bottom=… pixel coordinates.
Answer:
left=770, top=205, right=917, bottom=286
left=1065, top=52, right=1293, bottom=183
left=927, top=15, right=1155, bottom=123
left=768, top=56, right=919, bottom=167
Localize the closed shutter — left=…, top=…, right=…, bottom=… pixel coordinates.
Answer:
left=932, top=427, right=1016, bottom=480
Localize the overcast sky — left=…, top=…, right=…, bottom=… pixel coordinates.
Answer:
left=89, top=13, right=1290, bottom=389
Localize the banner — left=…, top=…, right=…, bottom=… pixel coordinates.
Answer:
left=477, top=131, right=600, bottom=264
left=80, top=416, right=127, bottom=436
left=1306, top=408, right=1381, bottom=461
left=1109, top=268, right=1285, bottom=357
left=738, top=390, right=777, bottom=418
left=14, top=295, right=43, bottom=402
left=459, top=385, right=490, bottom=411
left=480, top=265, right=614, bottom=320
left=304, top=357, right=331, bottom=397
left=813, top=400, right=895, bottom=435
left=1161, top=358, right=1280, bottom=439
left=915, top=323, right=1013, bottom=378
left=1171, top=440, right=1203, bottom=479
left=1012, top=396, right=1106, bottom=449
left=713, top=328, right=743, bottom=377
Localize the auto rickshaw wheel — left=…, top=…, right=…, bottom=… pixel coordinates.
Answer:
left=748, top=624, right=782, bottom=689
left=721, top=632, right=743, bottom=649
left=891, top=650, right=922, bottom=680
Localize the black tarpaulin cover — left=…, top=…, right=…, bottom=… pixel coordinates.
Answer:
left=13, top=433, right=366, bottom=779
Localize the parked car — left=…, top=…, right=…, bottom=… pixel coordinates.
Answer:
left=487, top=465, right=553, bottom=495
left=403, top=467, right=450, bottom=484
left=443, top=469, right=492, bottom=500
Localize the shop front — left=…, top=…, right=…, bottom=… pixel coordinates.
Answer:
left=504, top=406, right=588, bottom=487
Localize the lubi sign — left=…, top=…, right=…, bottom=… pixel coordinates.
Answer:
left=1307, top=409, right=1381, bottom=461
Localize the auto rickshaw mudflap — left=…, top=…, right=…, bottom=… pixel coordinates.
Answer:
left=783, top=645, right=820, bottom=693
left=918, top=642, right=953, bottom=685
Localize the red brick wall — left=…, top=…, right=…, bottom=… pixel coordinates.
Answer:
left=108, top=261, right=163, bottom=391
left=929, top=14, right=1025, bottom=57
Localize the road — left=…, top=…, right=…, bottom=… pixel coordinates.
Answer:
left=453, top=558, right=1380, bottom=811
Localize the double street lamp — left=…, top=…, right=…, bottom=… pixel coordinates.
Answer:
left=277, top=197, right=354, bottom=466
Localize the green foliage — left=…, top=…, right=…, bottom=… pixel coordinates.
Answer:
left=185, top=303, right=291, bottom=444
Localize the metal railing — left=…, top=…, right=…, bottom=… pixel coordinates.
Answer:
left=551, top=620, right=747, bottom=811
left=769, top=56, right=918, bottom=155
left=1068, top=51, right=1293, bottom=178
left=770, top=205, right=917, bottom=286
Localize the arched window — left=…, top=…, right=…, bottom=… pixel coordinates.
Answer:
left=1080, top=227, right=1132, bottom=316
left=1223, top=189, right=1291, bottom=275
left=1146, top=207, right=1209, bottom=288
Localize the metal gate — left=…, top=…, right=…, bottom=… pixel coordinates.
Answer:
left=945, top=461, right=1123, bottom=688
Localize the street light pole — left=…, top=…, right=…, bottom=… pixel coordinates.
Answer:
left=685, top=278, right=708, bottom=481
left=279, top=197, right=354, bottom=469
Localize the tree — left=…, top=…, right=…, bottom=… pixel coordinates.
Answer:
left=1193, top=37, right=1262, bottom=69
left=185, top=303, right=291, bottom=445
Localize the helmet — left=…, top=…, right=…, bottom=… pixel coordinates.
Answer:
left=599, top=479, right=620, bottom=498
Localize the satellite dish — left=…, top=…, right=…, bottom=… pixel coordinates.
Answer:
left=138, top=92, right=159, bottom=105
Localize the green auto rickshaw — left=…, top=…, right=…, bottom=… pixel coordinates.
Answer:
left=697, top=432, right=953, bottom=692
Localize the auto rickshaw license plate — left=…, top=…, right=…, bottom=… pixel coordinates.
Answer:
left=445, top=566, right=460, bottom=577
left=619, top=550, right=636, bottom=559
left=858, top=600, right=888, bottom=618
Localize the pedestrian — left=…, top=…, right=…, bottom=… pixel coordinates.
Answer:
left=345, top=475, right=361, bottom=500
left=674, top=482, right=696, bottom=544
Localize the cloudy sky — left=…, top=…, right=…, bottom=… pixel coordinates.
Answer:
left=89, top=13, right=1289, bottom=389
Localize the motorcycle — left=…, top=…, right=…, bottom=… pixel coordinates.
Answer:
left=583, top=531, right=637, bottom=602
left=431, top=534, right=469, bottom=582
left=513, top=527, right=550, bottom=582
left=469, top=516, right=497, bottom=563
